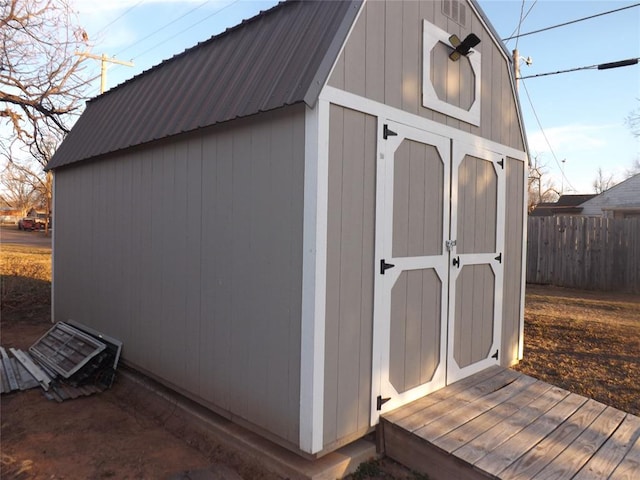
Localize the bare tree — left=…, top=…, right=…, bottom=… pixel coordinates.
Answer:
left=626, top=101, right=639, bottom=138
left=0, top=162, right=39, bottom=214
left=1, top=0, right=91, bottom=229
left=625, top=158, right=640, bottom=178
left=592, top=167, right=616, bottom=194
left=528, top=155, right=560, bottom=212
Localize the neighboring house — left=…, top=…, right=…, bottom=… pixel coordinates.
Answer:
left=0, top=208, right=23, bottom=224
left=580, top=173, right=640, bottom=218
left=529, top=194, right=597, bottom=216
left=46, top=0, right=528, bottom=458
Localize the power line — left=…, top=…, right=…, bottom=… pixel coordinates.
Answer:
left=503, top=3, right=640, bottom=41
left=514, top=0, right=526, bottom=50
left=506, top=0, right=537, bottom=47
left=95, top=0, right=145, bottom=38
left=127, top=0, right=240, bottom=63
left=520, top=57, right=639, bottom=80
left=521, top=80, right=576, bottom=192
left=114, top=0, right=215, bottom=58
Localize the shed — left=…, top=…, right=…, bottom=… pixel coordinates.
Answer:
left=46, top=0, right=529, bottom=458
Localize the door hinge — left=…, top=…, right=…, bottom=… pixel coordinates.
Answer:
left=445, top=239, right=457, bottom=252
left=495, top=252, right=502, bottom=263
left=377, top=395, right=391, bottom=411
left=491, top=349, right=499, bottom=360
left=497, top=158, right=504, bottom=169
left=383, top=124, right=397, bottom=140
left=380, top=259, right=395, bottom=274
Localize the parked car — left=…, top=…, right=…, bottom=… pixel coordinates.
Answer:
left=18, top=217, right=36, bottom=230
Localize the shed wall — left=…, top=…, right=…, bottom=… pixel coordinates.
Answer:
left=323, top=104, right=377, bottom=450
left=53, top=106, right=305, bottom=447
left=501, top=157, right=525, bottom=366
left=328, top=0, right=524, bottom=151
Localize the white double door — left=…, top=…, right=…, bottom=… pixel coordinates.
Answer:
left=371, top=120, right=505, bottom=423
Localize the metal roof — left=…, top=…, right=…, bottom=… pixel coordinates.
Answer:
left=47, top=0, right=362, bottom=170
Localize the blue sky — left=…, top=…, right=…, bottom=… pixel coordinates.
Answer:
left=74, top=0, right=640, bottom=193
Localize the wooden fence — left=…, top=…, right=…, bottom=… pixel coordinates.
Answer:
left=527, top=216, right=640, bottom=293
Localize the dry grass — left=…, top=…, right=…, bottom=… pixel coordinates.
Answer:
left=514, top=284, right=640, bottom=416
left=0, top=244, right=52, bottom=321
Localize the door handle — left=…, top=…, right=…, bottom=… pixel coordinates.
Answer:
left=452, top=256, right=460, bottom=268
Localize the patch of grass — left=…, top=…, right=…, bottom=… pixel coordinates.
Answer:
left=351, top=460, right=384, bottom=479
left=1, top=244, right=52, bottom=282
left=514, top=285, right=640, bottom=416
left=1, top=244, right=51, bottom=320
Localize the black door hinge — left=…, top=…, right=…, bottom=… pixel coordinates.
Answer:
left=497, top=159, right=504, bottom=169
left=383, top=124, right=397, bottom=140
left=377, top=395, right=391, bottom=411
left=491, top=349, right=499, bottom=360
left=495, top=252, right=502, bottom=263
left=380, top=259, right=395, bottom=274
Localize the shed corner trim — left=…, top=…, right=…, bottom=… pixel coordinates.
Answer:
left=299, top=100, right=330, bottom=453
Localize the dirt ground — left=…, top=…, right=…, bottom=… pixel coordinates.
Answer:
left=2, top=242, right=639, bottom=479
left=1, top=320, right=282, bottom=480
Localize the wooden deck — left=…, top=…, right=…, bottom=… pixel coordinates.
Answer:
left=380, top=366, right=640, bottom=480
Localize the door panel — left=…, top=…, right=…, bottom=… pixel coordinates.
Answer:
left=453, top=264, right=495, bottom=368
left=389, top=269, right=442, bottom=393
left=447, top=143, right=504, bottom=383
left=392, top=140, right=444, bottom=258
left=371, top=121, right=450, bottom=424
left=457, top=155, right=497, bottom=254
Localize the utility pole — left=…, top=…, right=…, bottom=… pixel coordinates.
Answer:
left=512, top=49, right=532, bottom=91
left=76, top=52, right=134, bottom=94
left=513, top=48, right=520, bottom=92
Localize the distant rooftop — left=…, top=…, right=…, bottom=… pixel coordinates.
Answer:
left=530, top=194, right=597, bottom=216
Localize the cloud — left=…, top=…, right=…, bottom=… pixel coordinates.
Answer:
left=527, top=124, right=617, bottom=156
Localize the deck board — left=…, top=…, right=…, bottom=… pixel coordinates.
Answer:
left=381, top=368, right=639, bottom=480
left=575, top=414, right=640, bottom=479
left=433, top=379, right=552, bottom=452
left=415, top=374, right=537, bottom=443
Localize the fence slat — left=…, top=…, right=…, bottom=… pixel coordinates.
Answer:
left=527, top=216, right=639, bottom=293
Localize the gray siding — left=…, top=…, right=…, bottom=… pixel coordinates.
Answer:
left=328, top=0, right=524, bottom=150
left=456, top=155, right=498, bottom=254
left=53, top=106, right=305, bottom=447
left=324, top=104, right=376, bottom=450
left=392, top=140, right=444, bottom=258
left=454, top=264, right=495, bottom=368
left=390, top=270, right=442, bottom=392
left=501, top=157, right=525, bottom=366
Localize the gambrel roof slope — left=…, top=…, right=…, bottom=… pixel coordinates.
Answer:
left=47, top=0, right=361, bottom=170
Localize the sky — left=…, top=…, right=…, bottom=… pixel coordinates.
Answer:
left=72, top=0, right=640, bottom=194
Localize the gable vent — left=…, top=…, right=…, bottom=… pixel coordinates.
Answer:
left=442, top=0, right=467, bottom=27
